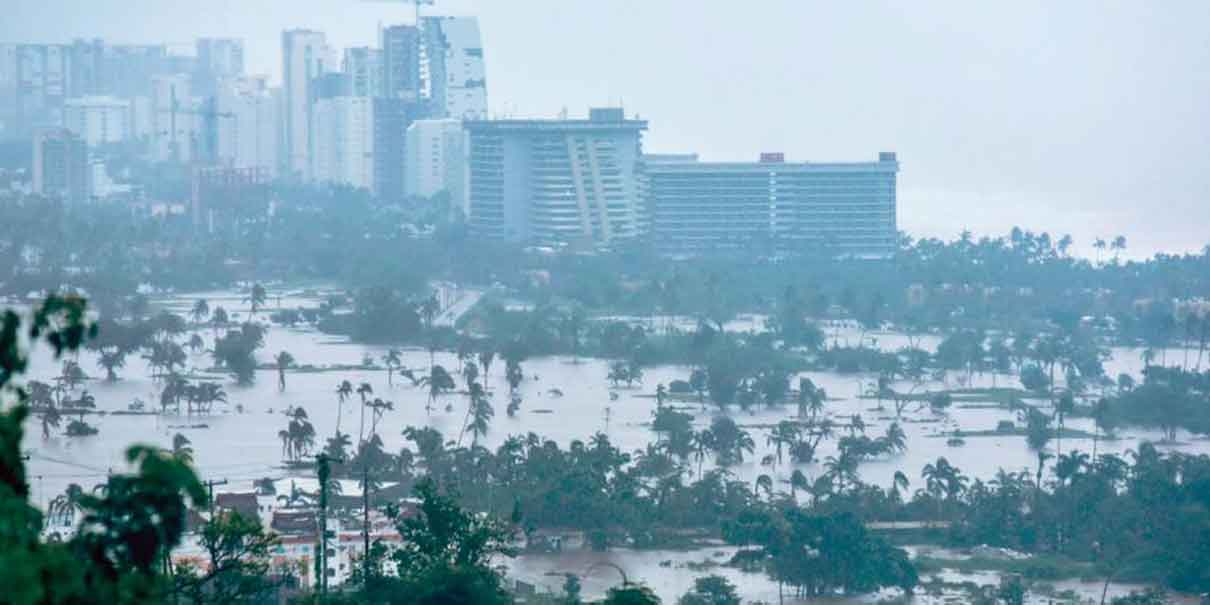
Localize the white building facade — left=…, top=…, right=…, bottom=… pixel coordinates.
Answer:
left=312, top=96, right=374, bottom=190
left=422, top=17, right=488, bottom=120
left=406, top=118, right=466, bottom=212
left=215, top=76, right=278, bottom=179
left=63, top=95, right=132, bottom=146
left=281, top=29, right=328, bottom=181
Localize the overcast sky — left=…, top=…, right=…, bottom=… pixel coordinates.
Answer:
left=6, top=0, right=1209, bottom=258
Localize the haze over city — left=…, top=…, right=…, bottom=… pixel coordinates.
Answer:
left=5, top=0, right=1209, bottom=257
left=4, top=2, right=1210, bottom=605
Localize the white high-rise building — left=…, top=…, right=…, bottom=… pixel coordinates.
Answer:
left=281, top=29, right=328, bottom=181
left=63, top=96, right=132, bottom=146
left=405, top=118, right=466, bottom=212
left=422, top=17, right=488, bottom=120
left=343, top=47, right=382, bottom=98
left=215, top=76, right=278, bottom=179
left=312, top=97, right=374, bottom=190
left=196, top=38, right=244, bottom=78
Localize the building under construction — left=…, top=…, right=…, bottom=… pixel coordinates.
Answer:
left=191, top=165, right=270, bottom=232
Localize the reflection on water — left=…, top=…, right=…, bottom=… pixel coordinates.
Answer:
left=17, top=286, right=1206, bottom=600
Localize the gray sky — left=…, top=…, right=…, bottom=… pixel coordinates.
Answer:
left=6, top=0, right=1210, bottom=258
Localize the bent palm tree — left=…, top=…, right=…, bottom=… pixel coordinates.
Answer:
left=275, top=351, right=295, bottom=391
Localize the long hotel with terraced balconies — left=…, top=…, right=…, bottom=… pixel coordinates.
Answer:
left=465, top=108, right=897, bottom=257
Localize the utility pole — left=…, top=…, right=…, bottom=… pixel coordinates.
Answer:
left=362, top=461, right=371, bottom=584
left=202, top=478, right=228, bottom=512
left=315, top=453, right=343, bottom=597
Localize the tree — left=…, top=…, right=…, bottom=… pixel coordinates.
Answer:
left=382, top=349, right=402, bottom=387
left=353, top=479, right=514, bottom=605
left=420, top=366, right=456, bottom=413
left=478, top=348, right=496, bottom=384
left=604, top=584, right=662, bottom=605
left=274, top=350, right=295, bottom=391
left=212, top=323, right=265, bottom=385
left=171, top=433, right=194, bottom=464
left=246, top=283, right=267, bottom=317
left=335, top=380, right=353, bottom=436
left=190, top=299, right=210, bottom=325
left=97, top=348, right=127, bottom=381
left=356, top=382, right=373, bottom=444
left=174, top=511, right=279, bottom=604
left=678, top=575, right=740, bottom=605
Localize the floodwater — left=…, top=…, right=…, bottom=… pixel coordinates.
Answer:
left=14, top=285, right=1207, bottom=602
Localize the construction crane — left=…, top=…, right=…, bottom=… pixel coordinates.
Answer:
left=360, top=0, right=435, bottom=26
left=163, top=88, right=234, bottom=165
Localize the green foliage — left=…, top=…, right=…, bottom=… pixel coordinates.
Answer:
left=676, top=575, right=740, bottom=605
left=602, top=584, right=661, bottom=605
left=175, top=511, right=279, bottom=604
left=1, top=296, right=207, bottom=605
left=211, top=322, right=265, bottom=384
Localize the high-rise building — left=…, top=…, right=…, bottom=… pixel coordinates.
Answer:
left=195, top=38, right=245, bottom=96
left=465, top=108, right=647, bottom=246
left=645, top=152, right=899, bottom=257
left=67, top=39, right=106, bottom=97
left=33, top=128, right=90, bottom=204
left=215, top=76, right=278, bottom=179
left=372, top=98, right=427, bottom=201
left=102, top=44, right=172, bottom=98
left=15, top=44, right=71, bottom=133
left=0, top=44, right=18, bottom=135
left=343, top=47, right=382, bottom=98
left=63, top=95, right=132, bottom=146
left=312, top=96, right=374, bottom=190
left=406, top=118, right=466, bottom=212
left=281, top=29, right=328, bottom=181
left=422, top=16, right=487, bottom=120
left=381, top=25, right=422, bottom=102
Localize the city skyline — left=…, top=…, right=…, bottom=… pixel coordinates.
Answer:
left=3, top=0, right=1209, bottom=257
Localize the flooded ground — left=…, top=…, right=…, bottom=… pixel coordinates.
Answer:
left=14, top=285, right=1206, bottom=601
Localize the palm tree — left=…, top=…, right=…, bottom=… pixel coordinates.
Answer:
left=324, top=431, right=352, bottom=461
left=1093, top=237, right=1107, bottom=264
left=820, top=452, right=855, bottom=495
left=921, top=458, right=950, bottom=521
left=97, top=348, right=127, bottom=381
left=188, top=333, right=204, bottom=353
left=691, top=429, right=714, bottom=479
left=419, top=365, right=455, bottom=413
left=882, top=422, right=908, bottom=454
left=1054, top=451, right=1090, bottom=486
left=891, top=470, right=910, bottom=502
left=368, top=398, right=394, bottom=436
left=478, top=348, right=496, bottom=384
left=246, top=283, right=267, bottom=317
left=193, top=382, right=227, bottom=415
left=356, top=382, right=373, bottom=445
left=797, top=377, right=826, bottom=421
left=1110, top=235, right=1127, bottom=262
left=191, top=299, right=210, bottom=325
left=382, top=349, right=402, bottom=387
left=335, top=380, right=353, bottom=435
left=275, top=351, right=295, bottom=391
left=766, top=421, right=799, bottom=465
left=754, top=474, right=774, bottom=502
left=789, top=469, right=809, bottom=503
left=420, top=294, right=440, bottom=333
left=171, top=433, right=194, bottom=464
left=468, top=390, right=494, bottom=445
left=211, top=306, right=229, bottom=337
left=40, top=406, right=62, bottom=439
